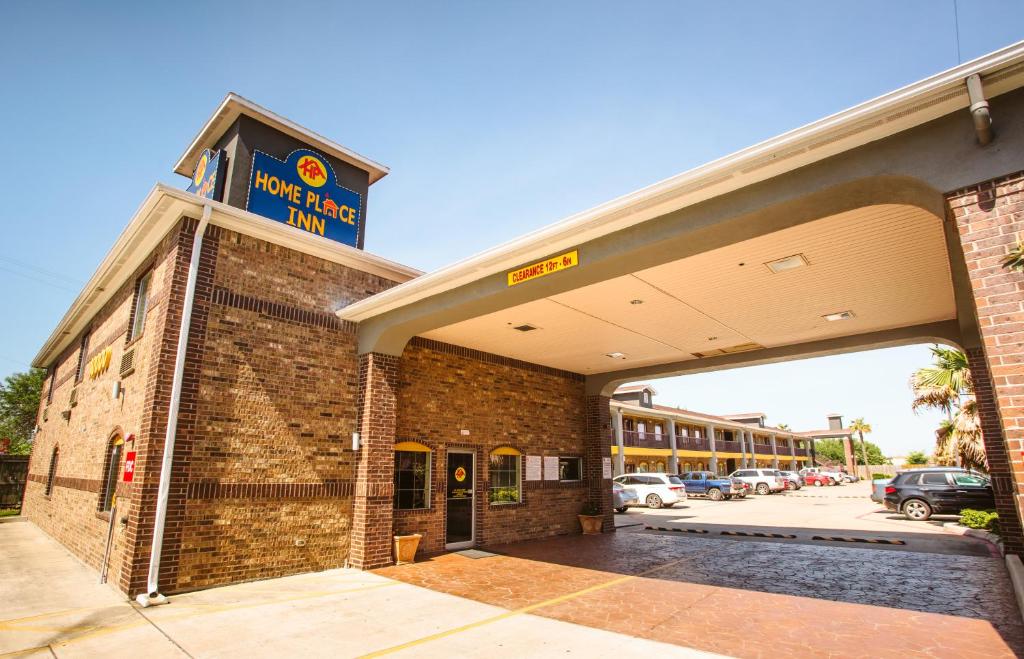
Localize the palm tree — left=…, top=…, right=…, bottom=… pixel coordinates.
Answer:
left=776, top=423, right=790, bottom=430
left=849, top=417, right=872, bottom=477
left=910, top=346, right=987, bottom=471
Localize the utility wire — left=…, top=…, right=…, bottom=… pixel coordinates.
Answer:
left=0, top=253, right=83, bottom=286
left=0, top=264, right=81, bottom=294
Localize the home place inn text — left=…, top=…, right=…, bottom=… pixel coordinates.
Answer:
left=22, top=42, right=1024, bottom=602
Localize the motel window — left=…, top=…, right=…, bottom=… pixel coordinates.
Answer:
left=74, top=331, right=90, bottom=383
left=489, top=448, right=521, bottom=504
left=559, top=456, right=582, bottom=481
left=45, top=446, right=59, bottom=496
left=46, top=365, right=56, bottom=405
left=128, top=271, right=153, bottom=342
left=393, top=442, right=431, bottom=510
left=100, top=436, right=124, bottom=512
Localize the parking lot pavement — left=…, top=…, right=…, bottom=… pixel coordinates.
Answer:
left=0, top=518, right=721, bottom=659
left=621, top=481, right=998, bottom=556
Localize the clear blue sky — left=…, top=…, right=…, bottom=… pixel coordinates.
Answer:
left=1, top=1, right=1021, bottom=455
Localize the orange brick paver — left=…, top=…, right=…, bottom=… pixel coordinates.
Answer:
left=376, top=532, right=1024, bottom=658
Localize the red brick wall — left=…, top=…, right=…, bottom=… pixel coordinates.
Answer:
left=393, top=338, right=589, bottom=555
left=948, top=170, right=1024, bottom=555
left=23, top=220, right=188, bottom=594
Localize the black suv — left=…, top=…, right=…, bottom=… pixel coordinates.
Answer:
left=883, top=468, right=994, bottom=521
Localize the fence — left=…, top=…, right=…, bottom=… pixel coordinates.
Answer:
left=857, top=464, right=896, bottom=479
left=0, top=455, right=29, bottom=509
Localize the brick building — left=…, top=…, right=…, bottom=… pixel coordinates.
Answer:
left=23, top=42, right=1024, bottom=601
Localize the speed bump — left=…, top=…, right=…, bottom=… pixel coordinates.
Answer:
left=811, top=535, right=906, bottom=545
left=644, top=526, right=708, bottom=534
left=720, top=530, right=796, bottom=539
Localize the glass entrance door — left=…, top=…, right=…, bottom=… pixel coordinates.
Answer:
left=445, top=450, right=475, bottom=548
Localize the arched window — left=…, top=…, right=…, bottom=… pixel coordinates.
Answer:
left=638, top=461, right=649, bottom=472
left=100, top=435, right=124, bottom=512
left=45, top=446, right=59, bottom=496
left=394, top=441, right=431, bottom=510
left=489, top=447, right=522, bottom=504
left=656, top=461, right=666, bottom=473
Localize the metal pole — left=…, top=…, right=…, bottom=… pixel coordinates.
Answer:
left=613, top=407, right=625, bottom=476
left=668, top=419, right=678, bottom=474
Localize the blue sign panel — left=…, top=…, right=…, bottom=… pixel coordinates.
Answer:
left=246, top=149, right=361, bottom=247
left=186, top=148, right=226, bottom=201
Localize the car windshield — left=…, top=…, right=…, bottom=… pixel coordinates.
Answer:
left=667, top=475, right=684, bottom=485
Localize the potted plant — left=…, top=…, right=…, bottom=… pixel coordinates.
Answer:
left=393, top=533, right=422, bottom=565
left=578, top=502, right=603, bottom=534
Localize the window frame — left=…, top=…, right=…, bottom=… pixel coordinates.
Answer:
left=74, top=331, right=91, bottom=384
left=488, top=450, right=522, bottom=505
left=558, top=456, right=583, bottom=482
left=45, top=446, right=59, bottom=496
left=46, top=365, right=56, bottom=405
left=393, top=445, right=431, bottom=511
left=127, top=270, right=153, bottom=343
left=100, top=435, right=124, bottom=513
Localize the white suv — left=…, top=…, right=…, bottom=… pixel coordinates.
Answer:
left=729, top=469, right=785, bottom=495
left=612, top=473, right=687, bottom=509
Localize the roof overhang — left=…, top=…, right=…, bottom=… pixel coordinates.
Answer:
left=338, top=40, right=1024, bottom=324
left=610, top=400, right=799, bottom=438
left=173, top=93, right=390, bottom=184
left=32, top=186, right=421, bottom=368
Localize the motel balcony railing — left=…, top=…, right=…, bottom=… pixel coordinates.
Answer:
left=716, top=440, right=743, bottom=453
left=612, top=431, right=714, bottom=452
left=753, top=445, right=775, bottom=456
left=677, top=436, right=711, bottom=451
left=793, top=447, right=809, bottom=456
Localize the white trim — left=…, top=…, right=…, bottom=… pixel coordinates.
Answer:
left=32, top=186, right=421, bottom=369
left=174, top=93, right=389, bottom=184
left=337, top=40, right=1024, bottom=323
left=610, top=400, right=798, bottom=440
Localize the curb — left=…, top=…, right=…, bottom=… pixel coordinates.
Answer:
left=1007, top=554, right=1024, bottom=627
left=941, top=522, right=1005, bottom=556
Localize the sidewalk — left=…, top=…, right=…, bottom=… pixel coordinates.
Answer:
left=0, top=518, right=721, bottom=658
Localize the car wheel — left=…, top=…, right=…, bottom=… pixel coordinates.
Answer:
left=756, top=483, right=770, bottom=495
left=723, top=495, right=732, bottom=500
left=814, top=480, right=823, bottom=487
left=646, top=493, right=663, bottom=509
left=903, top=498, right=932, bottom=521
left=828, top=478, right=837, bottom=486
left=708, top=488, right=723, bottom=501
left=785, top=482, right=795, bottom=491
left=615, top=507, right=628, bottom=514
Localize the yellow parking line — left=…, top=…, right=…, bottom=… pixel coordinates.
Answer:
left=359, top=557, right=690, bottom=658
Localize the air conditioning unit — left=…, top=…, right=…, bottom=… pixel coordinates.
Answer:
left=119, top=348, right=136, bottom=378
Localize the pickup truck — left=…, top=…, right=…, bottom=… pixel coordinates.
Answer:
left=679, top=471, right=746, bottom=501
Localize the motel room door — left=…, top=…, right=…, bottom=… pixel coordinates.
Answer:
left=445, top=450, right=475, bottom=549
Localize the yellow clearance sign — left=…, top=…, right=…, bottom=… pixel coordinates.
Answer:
left=507, top=250, right=579, bottom=287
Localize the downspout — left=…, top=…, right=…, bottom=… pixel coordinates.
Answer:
left=966, top=74, right=993, bottom=146
left=136, top=205, right=212, bottom=607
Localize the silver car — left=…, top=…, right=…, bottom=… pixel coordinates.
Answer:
left=612, top=480, right=639, bottom=513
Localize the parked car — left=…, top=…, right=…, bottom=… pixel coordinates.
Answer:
left=800, top=467, right=843, bottom=486
left=777, top=470, right=803, bottom=490
left=678, top=471, right=746, bottom=501
left=612, top=480, right=639, bottom=513
left=884, top=468, right=994, bottom=521
left=842, top=472, right=859, bottom=483
left=803, top=472, right=832, bottom=487
left=613, top=473, right=687, bottom=509
left=729, top=469, right=785, bottom=495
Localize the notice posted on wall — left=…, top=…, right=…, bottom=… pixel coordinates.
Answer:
left=602, top=457, right=612, bottom=479
left=526, top=455, right=542, bottom=481
left=544, top=456, right=560, bottom=480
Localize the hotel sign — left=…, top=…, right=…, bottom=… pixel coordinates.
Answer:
left=186, top=148, right=226, bottom=201
left=246, top=149, right=361, bottom=248
left=507, top=250, right=579, bottom=287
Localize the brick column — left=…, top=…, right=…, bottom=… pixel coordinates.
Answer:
left=351, top=352, right=399, bottom=569
left=706, top=424, right=717, bottom=474
left=770, top=434, right=778, bottom=470
left=949, top=171, right=1024, bottom=556
left=584, top=395, right=615, bottom=532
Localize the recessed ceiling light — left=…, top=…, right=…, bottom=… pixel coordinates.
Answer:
left=605, top=352, right=627, bottom=360
left=512, top=324, right=539, bottom=332
left=765, top=254, right=808, bottom=274
left=823, top=310, right=855, bottom=322
left=707, top=336, right=718, bottom=341
left=629, top=299, right=644, bottom=305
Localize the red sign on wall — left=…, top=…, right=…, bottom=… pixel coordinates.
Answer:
left=123, top=451, right=137, bottom=482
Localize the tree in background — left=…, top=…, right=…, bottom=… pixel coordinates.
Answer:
left=910, top=346, right=986, bottom=471
left=850, top=417, right=872, bottom=471
left=814, top=438, right=888, bottom=466
left=905, top=450, right=929, bottom=465
left=0, top=369, right=45, bottom=455
left=776, top=423, right=790, bottom=430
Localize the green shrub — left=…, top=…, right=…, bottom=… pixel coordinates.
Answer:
left=580, top=501, right=600, bottom=516
left=959, top=508, right=999, bottom=531
left=871, top=473, right=890, bottom=480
